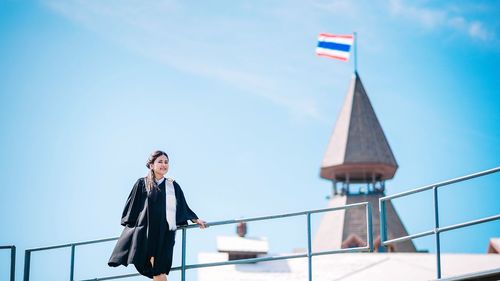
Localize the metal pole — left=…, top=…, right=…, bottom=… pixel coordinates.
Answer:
left=23, top=250, right=31, bottom=281
left=10, top=246, right=16, bottom=281
left=353, top=32, right=358, bottom=73
left=70, top=244, right=76, bottom=281
left=379, top=200, right=387, bottom=252
left=181, top=228, right=187, bottom=281
left=307, top=213, right=312, bottom=281
left=366, top=203, right=373, bottom=252
left=433, top=186, right=441, bottom=279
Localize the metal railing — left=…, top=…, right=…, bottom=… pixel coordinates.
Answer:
left=23, top=237, right=118, bottom=281
left=379, top=166, right=500, bottom=279
left=23, top=202, right=373, bottom=281
left=0, top=245, right=16, bottom=281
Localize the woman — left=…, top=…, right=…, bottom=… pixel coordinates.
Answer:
left=108, top=150, right=206, bottom=281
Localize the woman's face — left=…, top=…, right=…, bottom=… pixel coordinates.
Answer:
left=151, top=155, right=169, bottom=178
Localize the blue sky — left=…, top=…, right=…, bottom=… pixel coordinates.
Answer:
left=1, top=0, right=499, bottom=280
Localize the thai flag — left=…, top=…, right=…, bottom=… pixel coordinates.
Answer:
left=316, top=33, right=354, bottom=61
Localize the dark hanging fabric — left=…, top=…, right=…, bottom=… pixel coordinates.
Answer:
left=108, top=178, right=198, bottom=278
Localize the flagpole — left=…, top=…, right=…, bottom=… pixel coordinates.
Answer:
left=353, top=32, right=358, bottom=74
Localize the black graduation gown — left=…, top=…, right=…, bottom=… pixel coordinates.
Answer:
left=108, top=177, right=198, bottom=278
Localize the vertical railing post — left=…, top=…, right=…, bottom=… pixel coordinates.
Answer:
left=10, top=246, right=16, bottom=281
left=366, top=203, right=373, bottom=251
left=433, top=186, right=441, bottom=279
left=181, top=228, right=187, bottom=281
left=23, top=250, right=31, bottom=281
left=379, top=199, right=387, bottom=252
left=70, top=244, right=76, bottom=281
left=307, top=213, right=312, bottom=281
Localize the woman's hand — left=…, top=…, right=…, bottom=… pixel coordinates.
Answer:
left=192, top=219, right=207, bottom=229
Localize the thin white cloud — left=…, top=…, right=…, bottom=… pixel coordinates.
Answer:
left=468, top=21, right=491, bottom=41
left=312, top=0, right=360, bottom=17
left=388, top=0, right=495, bottom=41
left=42, top=0, right=322, bottom=120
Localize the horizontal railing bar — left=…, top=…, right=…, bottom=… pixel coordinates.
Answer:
left=183, top=245, right=371, bottom=271
left=182, top=202, right=369, bottom=229
left=72, top=237, right=119, bottom=247
left=384, top=214, right=500, bottom=246
left=0, top=246, right=15, bottom=249
left=28, top=203, right=369, bottom=253
left=185, top=253, right=307, bottom=270
left=312, top=246, right=370, bottom=257
left=381, top=167, right=500, bottom=201
left=25, top=244, right=71, bottom=252
left=26, top=237, right=119, bottom=252
left=438, top=214, right=500, bottom=234
left=79, top=272, right=139, bottom=281
left=383, top=230, right=435, bottom=245
left=82, top=246, right=373, bottom=281
left=79, top=254, right=308, bottom=280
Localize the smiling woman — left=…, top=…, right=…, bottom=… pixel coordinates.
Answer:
left=108, top=150, right=206, bottom=281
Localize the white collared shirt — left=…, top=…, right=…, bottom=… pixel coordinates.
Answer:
left=155, top=177, right=165, bottom=186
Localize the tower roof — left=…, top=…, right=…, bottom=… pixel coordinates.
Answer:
left=321, top=72, right=398, bottom=182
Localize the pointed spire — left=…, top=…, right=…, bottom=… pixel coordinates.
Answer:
left=315, top=72, right=415, bottom=253
left=320, top=72, right=398, bottom=182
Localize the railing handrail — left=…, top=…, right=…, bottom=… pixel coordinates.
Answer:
left=24, top=201, right=371, bottom=253
left=25, top=238, right=119, bottom=253
left=381, top=166, right=500, bottom=201
left=0, top=245, right=16, bottom=281
left=23, top=202, right=374, bottom=281
left=379, top=166, right=500, bottom=280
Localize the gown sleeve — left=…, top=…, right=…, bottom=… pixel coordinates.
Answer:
left=174, top=181, right=199, bottom=226
left=120, top=178, right=144, bottom=227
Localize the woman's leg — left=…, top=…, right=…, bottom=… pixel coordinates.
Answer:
left=153, top=273, right=167, bottom=281
left=150, top=257, right=167, bottom=281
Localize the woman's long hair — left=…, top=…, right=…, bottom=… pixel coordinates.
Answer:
left=145, top=150, right=169, bottom=191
